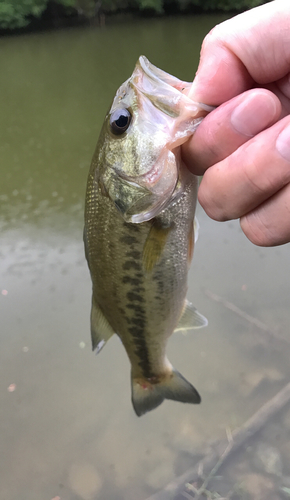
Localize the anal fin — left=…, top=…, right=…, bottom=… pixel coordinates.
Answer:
left=175, top=299, right=208, bottom=333
left=90, top=299, right=115, bottom=354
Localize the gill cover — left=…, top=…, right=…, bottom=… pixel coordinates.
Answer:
left=101, top=56, right=213, bottom=223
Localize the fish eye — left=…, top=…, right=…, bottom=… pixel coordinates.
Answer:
left=110, top=108, right=132, bottom=135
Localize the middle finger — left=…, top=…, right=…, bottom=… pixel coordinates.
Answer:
left=198, top=115, right=290, bottom=221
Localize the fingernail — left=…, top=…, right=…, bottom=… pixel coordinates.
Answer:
left=231, top=92, right=277, bottom=137
left=276, top=124, right=290, bottom=162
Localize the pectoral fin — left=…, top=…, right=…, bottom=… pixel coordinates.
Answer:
left=90, top=299, right=115, bottom=353
left=143, top=220, right=173, bottom=273
left=175, top=300, right=208, bottom=333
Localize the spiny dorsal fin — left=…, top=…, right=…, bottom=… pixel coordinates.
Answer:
left=142, top=220, right=173, bottom=273
left=174, top=300, right=208, bottom=333
left=91, top=299, right=115, bottom=353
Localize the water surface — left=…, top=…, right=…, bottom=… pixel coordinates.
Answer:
left=1, top=14, right=290, bottom=500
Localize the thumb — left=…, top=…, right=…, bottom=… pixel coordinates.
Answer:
left=189, top=42, right=253, bottom=105
left=189, top=0, right=290, bottom=106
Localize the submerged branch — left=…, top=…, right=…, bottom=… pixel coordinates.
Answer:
left=145, top=381, right=290, bottom=500
left=204, top=289, right=290, bottom=345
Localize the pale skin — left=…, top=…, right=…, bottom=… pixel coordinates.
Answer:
left=182, top=0, right=290, bottom=246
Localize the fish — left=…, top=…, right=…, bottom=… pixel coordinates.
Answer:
left=84, top=56, right=212, bottom=417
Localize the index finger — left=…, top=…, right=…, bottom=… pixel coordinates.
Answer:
left=189, top=0, right=290, bottom=105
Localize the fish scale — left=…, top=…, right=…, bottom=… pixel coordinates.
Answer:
left=84, top=56, right=210, bottom=416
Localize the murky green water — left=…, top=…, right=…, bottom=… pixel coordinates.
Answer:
left=1, top=14, right=290, bottom=500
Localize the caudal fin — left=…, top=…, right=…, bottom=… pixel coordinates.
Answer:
left=131, top=369, right=201, bottom=417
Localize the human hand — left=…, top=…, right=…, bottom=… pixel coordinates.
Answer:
left=182, top=0, right=290, bottom=246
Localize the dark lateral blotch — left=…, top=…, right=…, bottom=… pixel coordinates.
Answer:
left=120, top=235, right=138, bottom=245
left=122, top=276, right=142, bottom=286
left=122, top=261, right=142, bottom=271
left=127, top=292, right=144, bottom=303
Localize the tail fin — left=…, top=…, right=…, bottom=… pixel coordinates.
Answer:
left=131, top=369, right=201, bottom=417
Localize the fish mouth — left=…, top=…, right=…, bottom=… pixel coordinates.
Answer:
left=103, top=56, right=214, bottom=223
left=134, top=56, right=214, bottom=121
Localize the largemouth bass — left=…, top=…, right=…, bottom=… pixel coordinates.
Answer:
left=84, top=56, right=211, bottom=416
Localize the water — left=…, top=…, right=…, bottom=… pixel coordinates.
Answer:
left=1, top=14, right=290, bottom=500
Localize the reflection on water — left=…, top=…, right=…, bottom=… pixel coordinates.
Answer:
left=1, top=14, right=290, bottom=500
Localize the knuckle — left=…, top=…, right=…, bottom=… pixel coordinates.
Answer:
left=242, top=158, right=267, bottom=194
left=243, top=144, right=290, bottom=197
left=198, top=174, right=230, bottom=222
left=202, top=24, right=223, bottom=49
left=241, top=183, right=290, bottom=247
left=241, top=212, right=278, bottom=247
